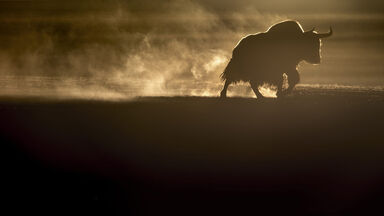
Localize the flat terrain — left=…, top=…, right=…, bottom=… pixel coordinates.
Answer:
left=2, top=88, right=384, bottom=215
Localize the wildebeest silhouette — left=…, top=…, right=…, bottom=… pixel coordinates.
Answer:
left=220, top=20, right=332, bottom=98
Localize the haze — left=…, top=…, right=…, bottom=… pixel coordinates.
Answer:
left=0, top=0, right=383, bottom=99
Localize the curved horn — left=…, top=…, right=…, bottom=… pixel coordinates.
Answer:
left=316, top=26, right=333, bottom=38
left=304, top=27, right=315, bottom=33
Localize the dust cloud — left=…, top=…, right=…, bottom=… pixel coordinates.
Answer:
left=0, top=0, right=287, bottom=99
left=0, top=0, right=383, bottom=99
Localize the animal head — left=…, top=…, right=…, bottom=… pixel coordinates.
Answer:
left=301, top=27, right=333, bottom=64
left=266, top=21, right=333, bottom=64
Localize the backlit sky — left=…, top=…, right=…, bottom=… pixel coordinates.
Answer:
left=0, top=0, right=383, bottom=98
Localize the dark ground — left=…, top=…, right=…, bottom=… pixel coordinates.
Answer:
left=2, top=89, right=384, bottom=215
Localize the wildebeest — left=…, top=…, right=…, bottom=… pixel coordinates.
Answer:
left=220, top=20, right=332, bottom=98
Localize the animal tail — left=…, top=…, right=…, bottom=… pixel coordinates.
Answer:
left=220, top=58, right=233, bottom=81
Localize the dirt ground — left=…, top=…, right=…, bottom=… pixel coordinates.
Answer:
left=2, top=88, right=384, bottom=215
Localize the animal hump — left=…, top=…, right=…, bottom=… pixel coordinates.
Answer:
left=267, top=20, right=304, bottom=37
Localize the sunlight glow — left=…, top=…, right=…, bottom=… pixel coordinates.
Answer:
left=259, top=86, right=277, bottom=98
left=204, top=55, right=227, bottom=73
left=141, top=77, right=166, bottom=96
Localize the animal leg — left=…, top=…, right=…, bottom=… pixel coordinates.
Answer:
left=276, top=75, right=285, bottom=98
left=220, top=80, right=231, bottom=98
left=250, top=81, right=264, bottom=99
left=286, top=69, right=300, bottom=94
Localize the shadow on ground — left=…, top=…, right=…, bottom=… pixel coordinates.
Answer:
left=2, top=92, right=384, bottom=215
